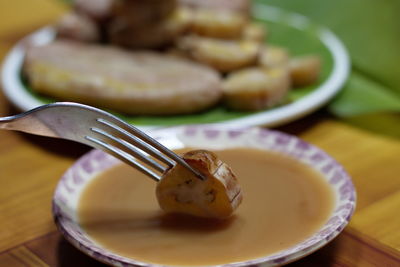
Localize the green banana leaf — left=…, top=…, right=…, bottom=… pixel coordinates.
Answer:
left=259, top=0, right=400, bottom=117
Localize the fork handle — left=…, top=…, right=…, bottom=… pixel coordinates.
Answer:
left=0, top=113, right=58, bottom=138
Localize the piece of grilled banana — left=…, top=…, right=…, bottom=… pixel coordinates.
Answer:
left=55, top=12, right=100, bottom=43
left=222, top=67, right=290, bottom=111
left=156, top=150, right=243, bottom=219
left=178, top=35, right=260, bottom=72
left=242, top=22, right=267, bottom=42
left=289, top=55, right=321, bottom=87
left=190, top=8, right=247, bottom=39
left=111, top=0, right=177, bottom=27
left=109, top=7, right=192, bottom=49
left=259, top=45, right=290, bottom=68
left=73, top=0, right=115, bottom=22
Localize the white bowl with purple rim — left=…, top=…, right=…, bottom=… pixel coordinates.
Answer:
left=52, top=126, right=356, bottom=267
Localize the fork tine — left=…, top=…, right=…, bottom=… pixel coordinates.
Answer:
left=99, top=117, right=205, bottom=180
left=85, top=135, right=161, bottom=181
left=90, top=127, right=168, bottom=174
left=97, top=118, right=175, bottom=167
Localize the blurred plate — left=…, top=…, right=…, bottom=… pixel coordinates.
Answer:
left=1, top=3, right=349, bottom=131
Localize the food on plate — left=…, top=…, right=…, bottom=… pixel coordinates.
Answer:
left=55, top=13, right=100, bottom=42
left=178, top=35, right=260, bottom=72
left=178, top=0, right=250, bottom=16
left=108, top=7, right=191, bottom=49
left=222, top=67, right=290, bottom=111
left=165, top=47, right=190, bottom=59
left=112, top=0, right=177, bottom=27
left=78, top=147, right=335, bottom=265
left=23, top=40, right=222, bottom=115
left=73, top=0, right=115, bottom=22
left=259, top=45, right=290, bottom=68
left=242, top=22, right=267, bottom=42
left=27, top=0, right=322, bottom=115
left=156, top=150, right=242, bottom=219
left=190, top=8, right=246, bottom=39
left=289, top=55, right=322, bottom=87
left=71, top=0, right=178, bottom=46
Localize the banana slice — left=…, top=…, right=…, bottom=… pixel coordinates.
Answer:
left=156, top=150, right=243, bottom=219
left=222, top=67, right=290, bottom=111
left=289, top=55, right=321, bottom=87
left=259, top=45, right=290, bottom=68
left=242, top=22, right=267, bottom=42
left=112, top=0, right=177, bottom=26
left=191, top=8, right=247, bottom=39
left=55, top=13, right=100, bottom=43
left=109, top=7, right=192, bottom=49
left=178, top=35, right=260, bottom=72
left=73, top=0, right=114, bottom=22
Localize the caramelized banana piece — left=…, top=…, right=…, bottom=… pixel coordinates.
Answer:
left=259, top=45, right=290, bottom=68
left=112, top=0, right=177, bottom=27
left=73, top=0, right=115, bottom=22
left=156, top=150, right=242, bottom=219
left=178, top=0, right=251, bottom=16
left=242, top=23, right=267, bottom=42
left=222, top=67, right=290, bottom=111
left=55, top=12, right=100, bottom=42
left=191, top=8, right=247, bottom=39
left=109, top=7, right=192, bottom=49
left=289, top=55, right=321, bottom=87
left=179, top=35, right=260, bottom=72
left=165, top=47, right=190, bottom=59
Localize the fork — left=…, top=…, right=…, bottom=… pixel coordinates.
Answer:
left=0, top=102, right=204, bottom=181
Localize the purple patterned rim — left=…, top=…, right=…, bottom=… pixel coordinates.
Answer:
left=52, top=126, right=356, bottom=267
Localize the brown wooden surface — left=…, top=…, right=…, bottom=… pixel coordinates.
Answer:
left=1, top=1, right=400, bottom=266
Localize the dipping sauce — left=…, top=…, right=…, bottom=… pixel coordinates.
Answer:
left=78, top=148, right=334, bottom=266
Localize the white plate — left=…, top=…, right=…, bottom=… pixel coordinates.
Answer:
left=1, top=4, right=350, bottom=131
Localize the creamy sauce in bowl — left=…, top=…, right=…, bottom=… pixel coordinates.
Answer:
left=78, top=148, right=334, bottom=266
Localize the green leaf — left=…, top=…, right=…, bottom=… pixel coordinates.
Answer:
left=328, top=72, right=400, bottom=117
left=259, top=0, right=400, bottom=94
left=258, top=0, right=400, bottom=117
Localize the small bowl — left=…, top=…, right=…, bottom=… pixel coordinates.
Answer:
left=52, top=126, right=356, bottom=267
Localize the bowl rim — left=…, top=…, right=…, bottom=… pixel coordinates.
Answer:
left=52, top=125, right=356, bottom=267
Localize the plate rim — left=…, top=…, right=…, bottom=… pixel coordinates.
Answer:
left=1, top=4, right=350, bottom=131
left=52, top=125, right=356, bottom=267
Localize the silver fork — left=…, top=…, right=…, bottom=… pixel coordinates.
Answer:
left=0, top=102, right=204, bottom=181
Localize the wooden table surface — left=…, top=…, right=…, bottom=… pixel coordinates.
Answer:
left=1, top=1, right=400, bottom=266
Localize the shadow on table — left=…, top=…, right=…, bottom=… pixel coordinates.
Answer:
left=275, top=109, right=331, bottom=136
left=2, top=102, right=91, bottom=159
left=57, top=237, right=108, bottom=267
left=286, top=240, right=340, bottom=267
left=20, top=132, right=91, bottom=158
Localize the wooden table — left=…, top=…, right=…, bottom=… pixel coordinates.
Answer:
left=1, top=1, right=399, bottom=266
